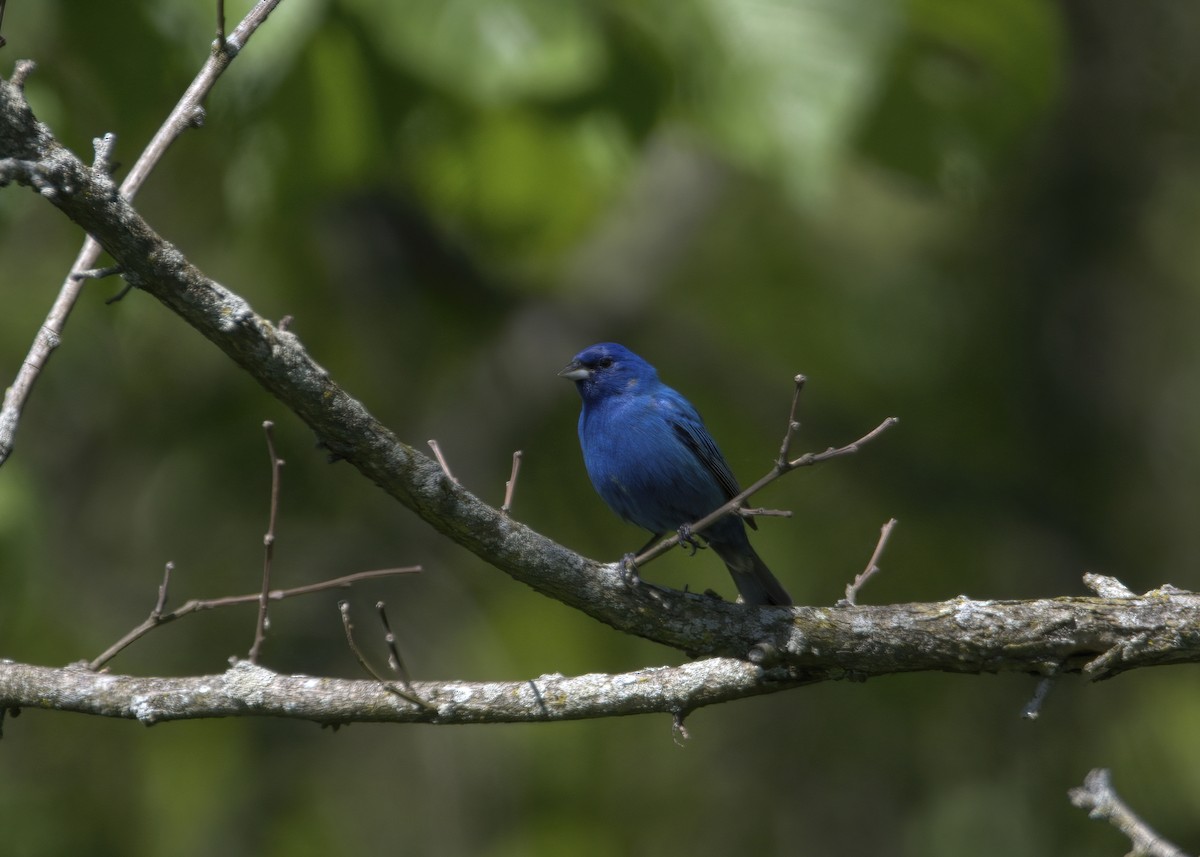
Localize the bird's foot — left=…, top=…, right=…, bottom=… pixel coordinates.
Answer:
left=618, top=553, right=642, bottom=588
left=676, top=524, right=706, bottom=557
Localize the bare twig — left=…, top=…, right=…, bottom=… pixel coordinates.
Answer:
left=339, top=601, right=384, bottom=681
left=338, top=602, right=433, bottom=710
left=671, top=711, right=691, bottom=747
left=90, top=567, right=420, bottom=672
left=1069, top=768, right=1189, bottom=857
left=1021, top=675, right=1057, bottom=720
left=9, top=58, right=32, bottom=88
left=0, top=0, right=283, bottom=467
left=840, top=518, right=898, bottom=606
left=248, top=421, right=284, bottom=664
left=775, top=374, right=806, bottom=467
left=375, top=601, right=412, bottom=686
left=0, top=0, right=7, bottom=49
left=633, top=389, right=898, bottom=569
left=501, top=450, right=523, bottom=515
left=427, top=439, right=457, bottom=484
left=104, top=283, right=138, bottom=305
left=152, top=561, right=175, bottom=619
left=70, top=266, right=123, bottom=281
left=1083, top=572, right=1137, bottom=599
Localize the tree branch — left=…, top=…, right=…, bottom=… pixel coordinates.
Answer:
left=0, top=658, right=802, bottom=726
left=5, top=72, right=1200, bottom=678
left=6, top=65, right=1200, bottom=733
left=3, top=580, right=1200, bottom=727
left=1069, top=768, right=1190, bottom=857
left=0, top=0, right=283, bottom=466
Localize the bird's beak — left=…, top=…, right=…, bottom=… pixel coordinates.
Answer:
left=557, top=360, right=590, bottom=381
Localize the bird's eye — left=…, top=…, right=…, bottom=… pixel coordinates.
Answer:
left=597, top=357, right=614, bottom=369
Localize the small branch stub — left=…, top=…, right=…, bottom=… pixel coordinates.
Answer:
left=501, top=450, right=522, bottom=516
left=427, top=439, right=457, bottom=484
left=840, top=518, right=898, bottom=607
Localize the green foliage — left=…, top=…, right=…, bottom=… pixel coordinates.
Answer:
left=2, top=1, right=1200, bottom=855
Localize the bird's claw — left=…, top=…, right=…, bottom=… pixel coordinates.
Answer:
left=619, top=553, right=641, bottom=587
left=677, top=524, right=705, bottom=557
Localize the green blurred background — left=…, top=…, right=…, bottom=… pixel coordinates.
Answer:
left=3, top=0, right=1199, bottom=854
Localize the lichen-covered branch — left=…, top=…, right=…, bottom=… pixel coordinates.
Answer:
left=3, top=579, right=1199, bottom=727
left=0, top=658, right=802, bottom=727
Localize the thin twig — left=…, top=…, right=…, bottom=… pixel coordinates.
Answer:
left=1021, top=676, right=1056, bottom=720
left=248, top=421, right=284, bottom=664
left=427, top=439, right=457, bottom=484
left=89, top=567, right=421, bottom=672
left=152, top=561, right=175, bottom=619
left=338, top=602, right=433, bottom=710
left=70, top=266, right=123, bottom=281
left=104, top=283, right=137, bottom=305
left=0, top=0, right=284, bottom=467
left=339, top=601, right=383, bottom=680
left=376, top=601, right=412, bottom=686
left=501, top=450, right=522, bottom=515
left=739, top=506, right=792, bottom=520
left=840, top=518, right=898, bottom=606
left=671, top=711, right=691, bottom=747
left=633, top=394, right=898, bottom=570
left=775, top=374, right=806, bottom=467
left=1069, top=769, right=1188, bottom=857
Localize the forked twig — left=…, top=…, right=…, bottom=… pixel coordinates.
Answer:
left=339, top=601, right=434, bottom=710
left=633, top=374, right=898, bottom=569
left=840, top=518, right=898, bottom=606
left=89, top=566, right=421, bottom=671
left=1069, top=769, right=1188, bottom=857
left=0, top=0, right=284, bottom=467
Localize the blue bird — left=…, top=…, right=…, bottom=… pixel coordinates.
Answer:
left=560, top=343, right=792, bottom=606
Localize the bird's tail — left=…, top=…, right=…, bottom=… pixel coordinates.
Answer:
left=710, top=539, right=793, bottom=607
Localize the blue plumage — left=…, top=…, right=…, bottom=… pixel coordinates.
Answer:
left=560, top=343, right=792, bottom=606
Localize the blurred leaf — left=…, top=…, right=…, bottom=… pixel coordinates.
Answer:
left=309, top=22, right=386, bottom=185
left=693, top=0, right=902, bottom=203
left=405, top=105, right=630, bottom=264
left=858, top=0, right=1063, bottom=197
left=346, top=0, right=607, bottom=104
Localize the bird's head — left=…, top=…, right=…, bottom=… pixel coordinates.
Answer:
left=558, top=342, right=657, bottom=400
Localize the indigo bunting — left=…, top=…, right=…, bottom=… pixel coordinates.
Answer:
left=560, top=343, right=792, bottom=606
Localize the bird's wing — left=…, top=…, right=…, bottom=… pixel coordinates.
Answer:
left=667, top=401, right=758, bottom=530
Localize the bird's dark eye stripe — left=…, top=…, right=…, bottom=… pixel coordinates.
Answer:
left=597, top=357, right=614, bottom=369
